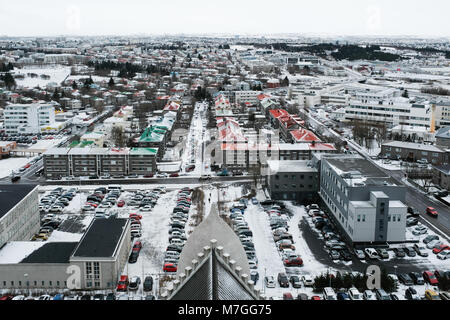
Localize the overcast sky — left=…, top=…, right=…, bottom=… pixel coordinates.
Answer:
left=0, top=0, right=449, bottom=37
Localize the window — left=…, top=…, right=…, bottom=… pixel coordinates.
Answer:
left=49, top=281, right=52, bottom=286
left=57, top=281, right=60, bottom=286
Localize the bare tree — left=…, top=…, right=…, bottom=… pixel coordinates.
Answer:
left=111, top=125, right=126, bottom=147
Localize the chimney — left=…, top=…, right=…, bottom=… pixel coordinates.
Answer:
left=203, top=245, right=211, bottom=255
left=247, top=280, right=255, bottom=291
left=178, top=273, right=186, bottom=283
left=216, top=246, right=224, bottom=257
left=223, top=253, right=230, bottom=263
left=241, top=273, right=248, bottom=284
left=184, top=266, right=193, bottom=277
left=172, top=279, right=180, bottom=290
left=229, top=259, right=236, bottom=270
left=197, top=252, right=205, bottom=262
left=235, top=266, right=242, bottom=277
left=210, top=239, right=218, bottom=248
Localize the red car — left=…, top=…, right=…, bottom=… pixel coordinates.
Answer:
left=132, top=241, right=142, bottom=252
left=144, top=174, right=154, bottom=178
left=283, top=256, right=303, bottom=267
left=129, top=213, right=142, bottom=220
left=87, top=202, right=98, bottom=208
left=117, top=200, right=125, bottom=207
left=423, top=271, right=439, bottom=285
left=116, top=275, right=129, bottom=291
left=426, top=207, right=438, bottom=218
left=433, top=245, right=450, bottom=254
left=0, top=295, right=13, bottom=300
left=282, top=293, right=294, bottom=300
left=311, top=295, right=321, bottom=300
left=24, top=164, right=31, bottom=169
left=170, top=173, right=179, bottom=177
left=163, top=263, right=177, bottom=272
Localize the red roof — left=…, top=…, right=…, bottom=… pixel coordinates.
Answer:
left=290, top=129, right=321, bottom=143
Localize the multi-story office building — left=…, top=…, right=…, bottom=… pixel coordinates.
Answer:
left=316, top=154, right=407, bottom=244
left=0, top=185, right=40, bottom=248
left=3, top=103, right=55, bottom=134
left=266, top=160, right=319, bottom=202
left=43, top=147, right=158, bottom=179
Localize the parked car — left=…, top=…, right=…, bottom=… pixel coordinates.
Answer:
left=409, top=272, right=425, bottom=285
left=354, top=249, right=365, bottom=260
left=404, top=246, right=417, bottom=257
left=301, top=274, right=314, bottom=287
left=423, top=234, right=439, bottom=244
left=323, top=287, right=337, bottom=300
left=364, top=248, right=379, bottom=259
left=405, top=287, right=420, bottom=300
left=348, top=287, right=363, bottom=300
left=264, top=276, right=276, bottom=288
left=129, top=276, right=141, bottom=290
left=363, top=290, right=377, bottom=300
left=423, top=271, right=439, bottom=285
left=398, top=273, right=414, bottom=286
left=412, top=225, right=428, bottom=236
left=163, top=263, right=177, bottom=272
left=425, top=289, right=441, bottom=300
left=277, top=273, right=289, bottom=288
left=376, top=248, right=389, bottom=259
left=116, top=275, right=129, bottom=292
left=375, top=289, right=391, bottom=300
left=433, top=244, right=450, bottom=254
left=437, top=250, right=450, bottom=260
left=289, top=275, right=302, bottom=288
left=413, top=244, right=429, bottom=257
left=393, top=247, right=406, bottom=258
left=143, top=276, right=153, bottom=292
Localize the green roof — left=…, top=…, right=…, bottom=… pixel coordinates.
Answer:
left=139, top=126, right=167, bottom=143
left=69, top=141, right=80, bottom=148
left=130, top=148, right=158, bottom=155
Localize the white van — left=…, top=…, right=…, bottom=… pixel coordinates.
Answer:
left=323, top=287, right=337, bottom=300
left=348, top=287, right=363, bottom=300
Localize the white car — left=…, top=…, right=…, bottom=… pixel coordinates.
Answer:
left=414, top=244, right=429, bottom=257
left=363, top=290, right=376, bottom=300
left=412, top=225, right=428, bottom=236
left=437, top=250, right=450, bottom=260
left=301, top=275, right=314, bottom=286
left=426, top=240, right=443, bottom=250
left=364, top=248, right=379, bottom=259
left=140, top=205, right=152, bottom=212
left=348, top=287, right=363, bottom=300
left=264, top=276, right=276, bottom=288
left=12, top=295, right=26, bottom=300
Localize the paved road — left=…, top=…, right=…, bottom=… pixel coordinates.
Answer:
left=42, top=175, right=253, bottom=186
left=303, top=110, right=450, bottom=237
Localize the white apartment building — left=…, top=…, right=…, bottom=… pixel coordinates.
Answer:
left=3, top=103, right=55, bottom=134
left=235, top=91, right=260, bottom=105
left=344, top=98, right=433, bottom=128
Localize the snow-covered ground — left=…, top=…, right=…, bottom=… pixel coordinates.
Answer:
left=0, top=157, right=32, bottom=178
left=13, top=65, right=72, bottom=89
left=180, top=101, right=212, bottom=177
